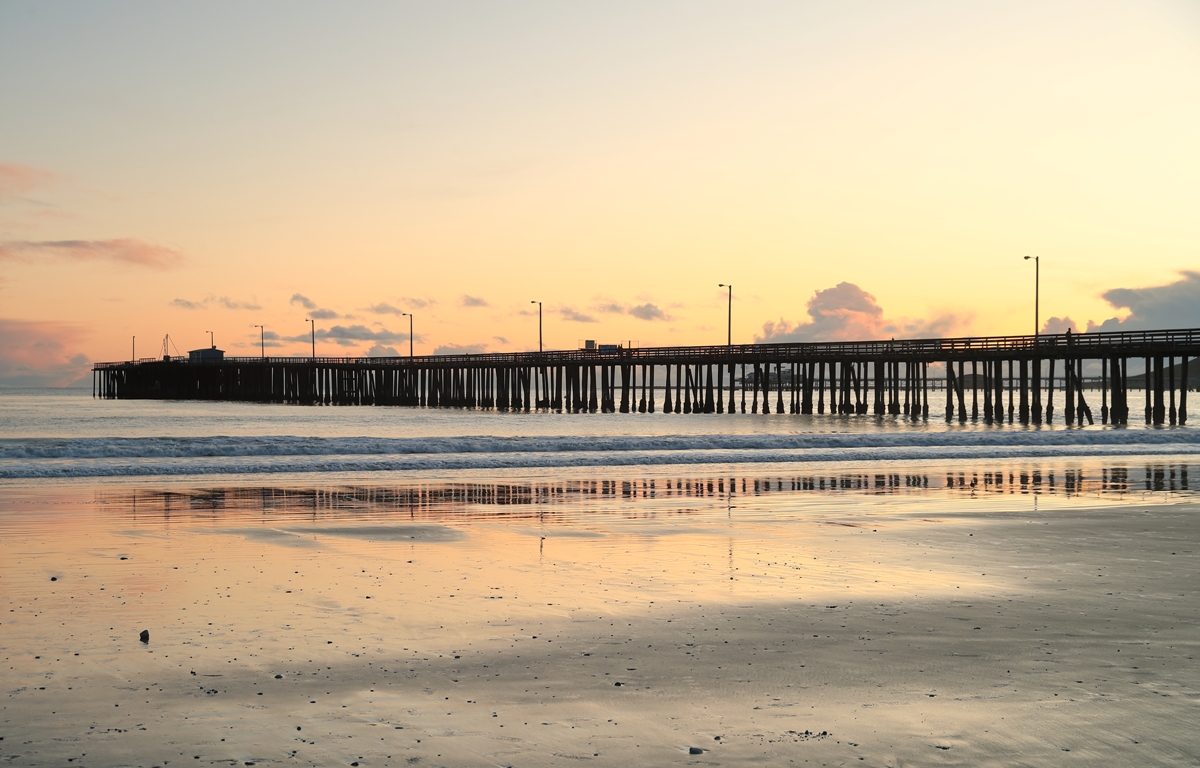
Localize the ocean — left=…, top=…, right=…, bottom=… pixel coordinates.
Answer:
left=2, top=387, right=1197, bottom=482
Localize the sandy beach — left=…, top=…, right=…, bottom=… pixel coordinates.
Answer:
left=2, top=464, right=1197, bottom=767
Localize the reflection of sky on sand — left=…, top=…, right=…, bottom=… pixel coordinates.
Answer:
left=2, top=458, right=1198, bottom=766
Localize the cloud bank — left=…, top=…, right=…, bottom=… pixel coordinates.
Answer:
left=0, top=238, right=182, bottom=268
left=596, top=300, right=670, bottom=321
left=756, top=282, right=963, bottom=343
left=559, top=306, right=597, bottom=323
left=290, top=293, right=342, bottom=319
left=0, top=164, right=55, bottom=199
left=278, top=324, right=414, bottom=349
left=0, top=318, right=90, bottom=388
left=629, top=303, right=667, bottom=321
left=1041, top=316, right=1079, bottom=334
left=433, top=342, right=488, bottom=355
left=1085, top=271, right=1200, bottom=332
left=170, top=296, right=261, bottom=311
left=368, top=302, right=404, bottom=316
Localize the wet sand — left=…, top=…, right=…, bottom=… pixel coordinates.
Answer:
left=2, top=466, right=1198, bottom=766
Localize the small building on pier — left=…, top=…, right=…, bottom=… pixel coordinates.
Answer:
left=188, top=346, right=225, bottom=363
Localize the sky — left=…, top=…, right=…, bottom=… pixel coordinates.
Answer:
left=2, top=0, right=1199, bottom=385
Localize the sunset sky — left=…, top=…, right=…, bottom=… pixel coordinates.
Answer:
left=2, top=1, right=1199, bottom=385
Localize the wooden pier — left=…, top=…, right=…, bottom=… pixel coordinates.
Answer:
left=93, top=328, right=1198, bottom=426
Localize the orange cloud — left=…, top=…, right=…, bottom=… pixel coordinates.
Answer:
left=0, top=238, right=182, bottom=268
left=0, top=318, right=91, bottom=387
left=0, top=163, right=55, bottom=199
left=756, top=282, right=965, bottom=343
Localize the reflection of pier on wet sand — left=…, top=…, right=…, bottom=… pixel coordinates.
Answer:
left=99, top=461, right=1191, bottom=525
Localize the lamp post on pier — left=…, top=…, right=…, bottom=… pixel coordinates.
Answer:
left=401, top=313, right=414, bottom=357
left=206, top=330, right=214, bottom=349
left=718, top=284, right=733, bottom=346
left=530, top=300, right=542, bottom=352
left=305, top=319, right=315, bottom=359
left=253, top=324, right=265, bottom=358
left=1023, top=256, right=1039, bottom=338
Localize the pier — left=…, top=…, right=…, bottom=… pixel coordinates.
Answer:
left=94, top=328, right=1198, bottom=426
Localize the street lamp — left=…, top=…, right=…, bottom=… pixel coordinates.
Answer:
left=305, top=319, right=315, bottom=359
left=1023, top=256, right=1039, bottom=337
left=131, top=335, right=135, bottom=362
left=400, top=313, right=415, bottom=357
left=718, top=284, right=732, bottom=346
left=206, top=330, right=214, bottom=349
left=530, top=300, right=542, bottom=352
left=253, top=324, right=265, bottom=358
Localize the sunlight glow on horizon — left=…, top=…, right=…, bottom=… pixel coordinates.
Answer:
left=1, top=1, right=1198, bottom=380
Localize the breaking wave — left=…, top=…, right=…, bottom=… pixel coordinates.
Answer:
left=2, top=430, right=1198, bottom=479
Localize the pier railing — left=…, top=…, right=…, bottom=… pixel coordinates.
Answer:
left=95, top=327, right=1200, bottom=369
left=92, top=327, right=1196, bottom=426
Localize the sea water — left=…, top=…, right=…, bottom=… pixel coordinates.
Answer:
left=2, top=387, right=1197, bottom=482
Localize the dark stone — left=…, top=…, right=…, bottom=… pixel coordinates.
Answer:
left=139, top=630, right=149, bottom=643
left=275, top=674, right=282, bottom=679
left=689, top=747, right=704, bottom=754
left=51, top=577, right=58, bottom=581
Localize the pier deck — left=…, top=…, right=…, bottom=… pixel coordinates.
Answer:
left=94, top=328, right=1198, bottom=425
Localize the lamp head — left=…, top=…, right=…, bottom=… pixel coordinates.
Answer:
left=1024, top=255, right=1031, bottom=260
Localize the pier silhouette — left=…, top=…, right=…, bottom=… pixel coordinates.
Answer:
left=94, top=328, right=1197, bottom=426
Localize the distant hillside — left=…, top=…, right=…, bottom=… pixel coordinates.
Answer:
left=951, top=358, right=1197, bottom=390
left=1122, top=357, right=1196, bottom=389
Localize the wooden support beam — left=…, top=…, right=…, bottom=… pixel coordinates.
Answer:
left=762, top=362, right=771, bottom=414
left=971, top=360, right=979, bottom=421
left=648, top=365, right=656, bottom=413
left=1180, top=357, right=1188, bottom=425
left=945, top=362, right=954, bottom=421
left=1019, top=358, right=1029, bottom=424
left=1169, top=356, right=1177, bottom=425
left=1144, top=356, right=1152, bottom=424
left=956, top=361, right=967, bottom=423
left=1101, top=358, right=1109, bottom=424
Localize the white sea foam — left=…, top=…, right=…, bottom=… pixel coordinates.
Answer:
left=1, top=431, right=1197, bottom=478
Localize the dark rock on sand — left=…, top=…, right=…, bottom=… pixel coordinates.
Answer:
left=139, top=630, right=149, bottom=643
left=689, top=746, right=704, bottom=754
